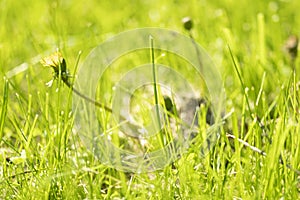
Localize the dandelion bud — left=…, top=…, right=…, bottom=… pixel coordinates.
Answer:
left=163, top=96, right=175, bottom=114
left=182, top=17, right=193, bottom=31
left=285, top=35, right=298, bottom=60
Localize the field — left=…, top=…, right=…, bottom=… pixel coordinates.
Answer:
left=0, top=0, right=300, bottom=199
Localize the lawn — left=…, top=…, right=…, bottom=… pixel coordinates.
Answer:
left=0, top=0, right=300, bottom=199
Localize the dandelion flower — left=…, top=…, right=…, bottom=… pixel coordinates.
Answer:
left=40, top=51, right=67, bottom=74
left=40, top=51, right=70, bottom=86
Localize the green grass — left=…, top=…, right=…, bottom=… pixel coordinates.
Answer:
left=1, top=0, right=300, bottom=199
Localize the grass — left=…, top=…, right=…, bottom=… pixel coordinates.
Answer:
left=1, top=0, right=300, bottom=199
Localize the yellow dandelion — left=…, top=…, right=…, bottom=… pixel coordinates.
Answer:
left=40, top=51, right=70, bottom=86
left=40, top=51, right=67, bottom=74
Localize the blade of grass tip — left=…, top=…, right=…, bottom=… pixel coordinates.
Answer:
left=5, top=78, right=27, bottom=103
left=257, top=13, right=266, bottom=65
left=150, top=36, right=162, bottom=130
left=228, top=45, right=266, bottom=131
left=23, top=94, right=32, bottom=139
left=227, top=45, right=251, bottom=112
left=9, top=114, right=28, bottom=148
left=0, top=77, right=9, bottom=140
left=255, top=72, right=266, bottom=107
left=72, top=50, right=82, bottom=86
left=15, top=92, right=27, bottom=120
left=150, top=35, right=164, bottom=148
left=45, top=92, right=49, bottom=122
left=1, top=138, right=19, bottom=155
left=254, top=72, right=271, bottom=142
left=292, top=69, right=297, bottom=118
left=26, top=114, right=39, bottom=149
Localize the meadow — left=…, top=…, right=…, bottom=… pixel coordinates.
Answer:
left=0, top=0, right=300, bottom=199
